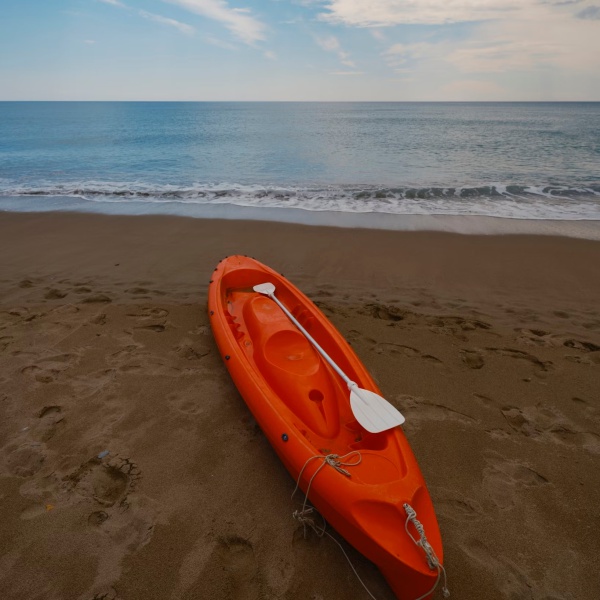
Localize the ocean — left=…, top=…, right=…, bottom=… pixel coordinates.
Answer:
left=1, top=102, right=599, bottom=227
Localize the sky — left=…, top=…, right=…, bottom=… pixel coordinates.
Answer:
left=0, top=0, right=599, bottom=101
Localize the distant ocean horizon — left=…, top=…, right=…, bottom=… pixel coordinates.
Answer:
left=1, top=101, right=599, bottom=226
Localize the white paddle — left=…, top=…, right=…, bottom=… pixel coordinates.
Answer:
left=253, top=282, right=405, bottom=433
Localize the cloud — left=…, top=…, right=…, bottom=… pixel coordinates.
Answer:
left=98, top=0, right=125, bottom=6
left=204, top=35, right=237, bottom=50
left=139, top=10, right=195, bottom=34
left=318, top=0, right=524, bottom=27
left=376, top=1, right=600, bottom=77
left=315, top=34, right=355, bottom=67
left=329, top=70, right=364, bottom=75
left=162, top=0, right=266, bottom=44
left=576, top=5, right=600, bottom=18
left=316, top=0, right=594, bottom=26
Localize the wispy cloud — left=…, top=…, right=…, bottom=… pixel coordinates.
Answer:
left=576, top=5, right=600, bottom=18
left=316, top=0, right=594, bottom=26
left=138, top=10, right=195, bottom=35
left=315, top=34, right=354, bottom=67
left=98, top=0, right=196, bottom=36
left=383, top=5, right=600, bottom=75
left=383, top=42, right=433, bottom=71
left=162, top=0, right=266, bottom=44
left=318, top=0, right=523, bottom=27
left=204, top=35, right=237, bottom=50
left=330, top=70, right=364, bottom=75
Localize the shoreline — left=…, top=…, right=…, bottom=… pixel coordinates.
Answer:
left=1, top=211, right=599, bottom=600
left=1, top=196, right=600, bottom=240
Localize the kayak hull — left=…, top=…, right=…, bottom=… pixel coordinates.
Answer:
left=208, top=255, right=443, bottom=600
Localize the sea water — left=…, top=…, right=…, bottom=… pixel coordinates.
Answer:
left=1, top=102, right=599, bottom=226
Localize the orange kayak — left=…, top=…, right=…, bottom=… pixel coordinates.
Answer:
left=208, top=255, right=445, bottom=600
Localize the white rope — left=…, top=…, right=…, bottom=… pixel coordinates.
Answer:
left=291, top=451, right=362, bottom=534
left=291, top=452, right=379, bottom=599
left=291, top=453, right=450, bottom=600
left=403, top=503, right=450, bottom=600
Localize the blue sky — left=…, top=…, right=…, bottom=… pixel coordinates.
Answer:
left=1, top=0, right=599, bottom=100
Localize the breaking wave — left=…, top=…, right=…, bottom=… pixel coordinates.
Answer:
left=1, top=180, right=600, bottom=220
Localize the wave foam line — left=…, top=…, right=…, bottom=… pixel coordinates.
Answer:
left=1, top=180, right=600, bottom=221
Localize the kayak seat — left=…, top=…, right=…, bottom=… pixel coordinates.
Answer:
left=243, top=295, right=340, bottom=438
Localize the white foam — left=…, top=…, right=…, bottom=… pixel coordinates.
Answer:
left=1, top=179, right=600, bottom=222
left=1, top=195, right=599, bottom=241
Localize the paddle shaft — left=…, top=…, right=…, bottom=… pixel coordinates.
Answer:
left=265, top=292, right=354, bottom=388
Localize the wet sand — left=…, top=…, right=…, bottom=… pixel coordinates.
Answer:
left=0, top=211, right=599, bottom=600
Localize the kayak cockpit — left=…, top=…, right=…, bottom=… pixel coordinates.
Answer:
left=243, top=295, right=342, bottom=439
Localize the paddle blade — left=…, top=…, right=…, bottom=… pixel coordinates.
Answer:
left=350, top=387, right=405, bottom=433
left=253, top=282, right=276, bottom=295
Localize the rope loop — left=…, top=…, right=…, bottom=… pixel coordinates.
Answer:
left=290, top=453, right=450, bottom=600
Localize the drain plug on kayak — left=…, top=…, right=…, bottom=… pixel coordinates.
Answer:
left=281, top=433, right=289, bottom=442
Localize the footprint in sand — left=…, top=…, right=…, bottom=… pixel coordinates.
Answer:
left=81, top=294, right=112, bottom=304
left=167, top=392, right=204, bottom=416
left=0, top=335, right=14, bottom=352
left=126, top=307, right=170, bottom=333
left=313, top=300, right=350, bottom=319
left=66, top=457, right=140, bottom=508
left=125, top=287, right=166, bottom=298
left=88, top=510, right=109, bottom=526
left=36, top=405, right=64, bottom=441
left=44, top=288, right=68, bottom=300
left=472, top=393, right=496, bottom=408
left=486, top=347, right=552, bottom=373
left=6, top=443, right=45, bottom=477
left=215, top=536, right=260, bottom=599
left=562, top=338, right=600, bottom=365
left=127, top=307, right=169, bottom=320
left=21, top=353, right=79, bottom=384
left=500, top=405, right=600, bottom=454
left=361, top=303, right=406, bottom=322
left=482, top=453, right=549, bottom=510
left=461, top=349, right=485, bottom=369
left=173, top=342, right=211, bottom=361
left=434, top=488, right=484, bottom=522
left=373, top=342, right=443, bottom=366
left=397, top=394, right=477, bottom=429
left=515, top=328, right=556, bottom=348
left=427, top=315, right=492, bottom=339
left=19, top=278, right=39, bottom=288
left=347, top=330, right=443, bottom=365
left=91, top=313, right=107, bottom=326
left=347, top=329, right=377, bottom=346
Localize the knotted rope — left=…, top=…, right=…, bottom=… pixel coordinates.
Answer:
left=291, top=451, right=362, bottom=535
left=291, top=452, right=380, bottom=599
left=403, top=503, right=450, bottom=599
left=291, top=452, right=450, bottom=600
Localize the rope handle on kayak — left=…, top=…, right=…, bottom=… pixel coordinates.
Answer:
left=404, top=503, right=450, bottom=599
left=291, top=454, right=450, bottom=600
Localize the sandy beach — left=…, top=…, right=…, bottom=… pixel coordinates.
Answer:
left=1, top=211, right=599, bottom=600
